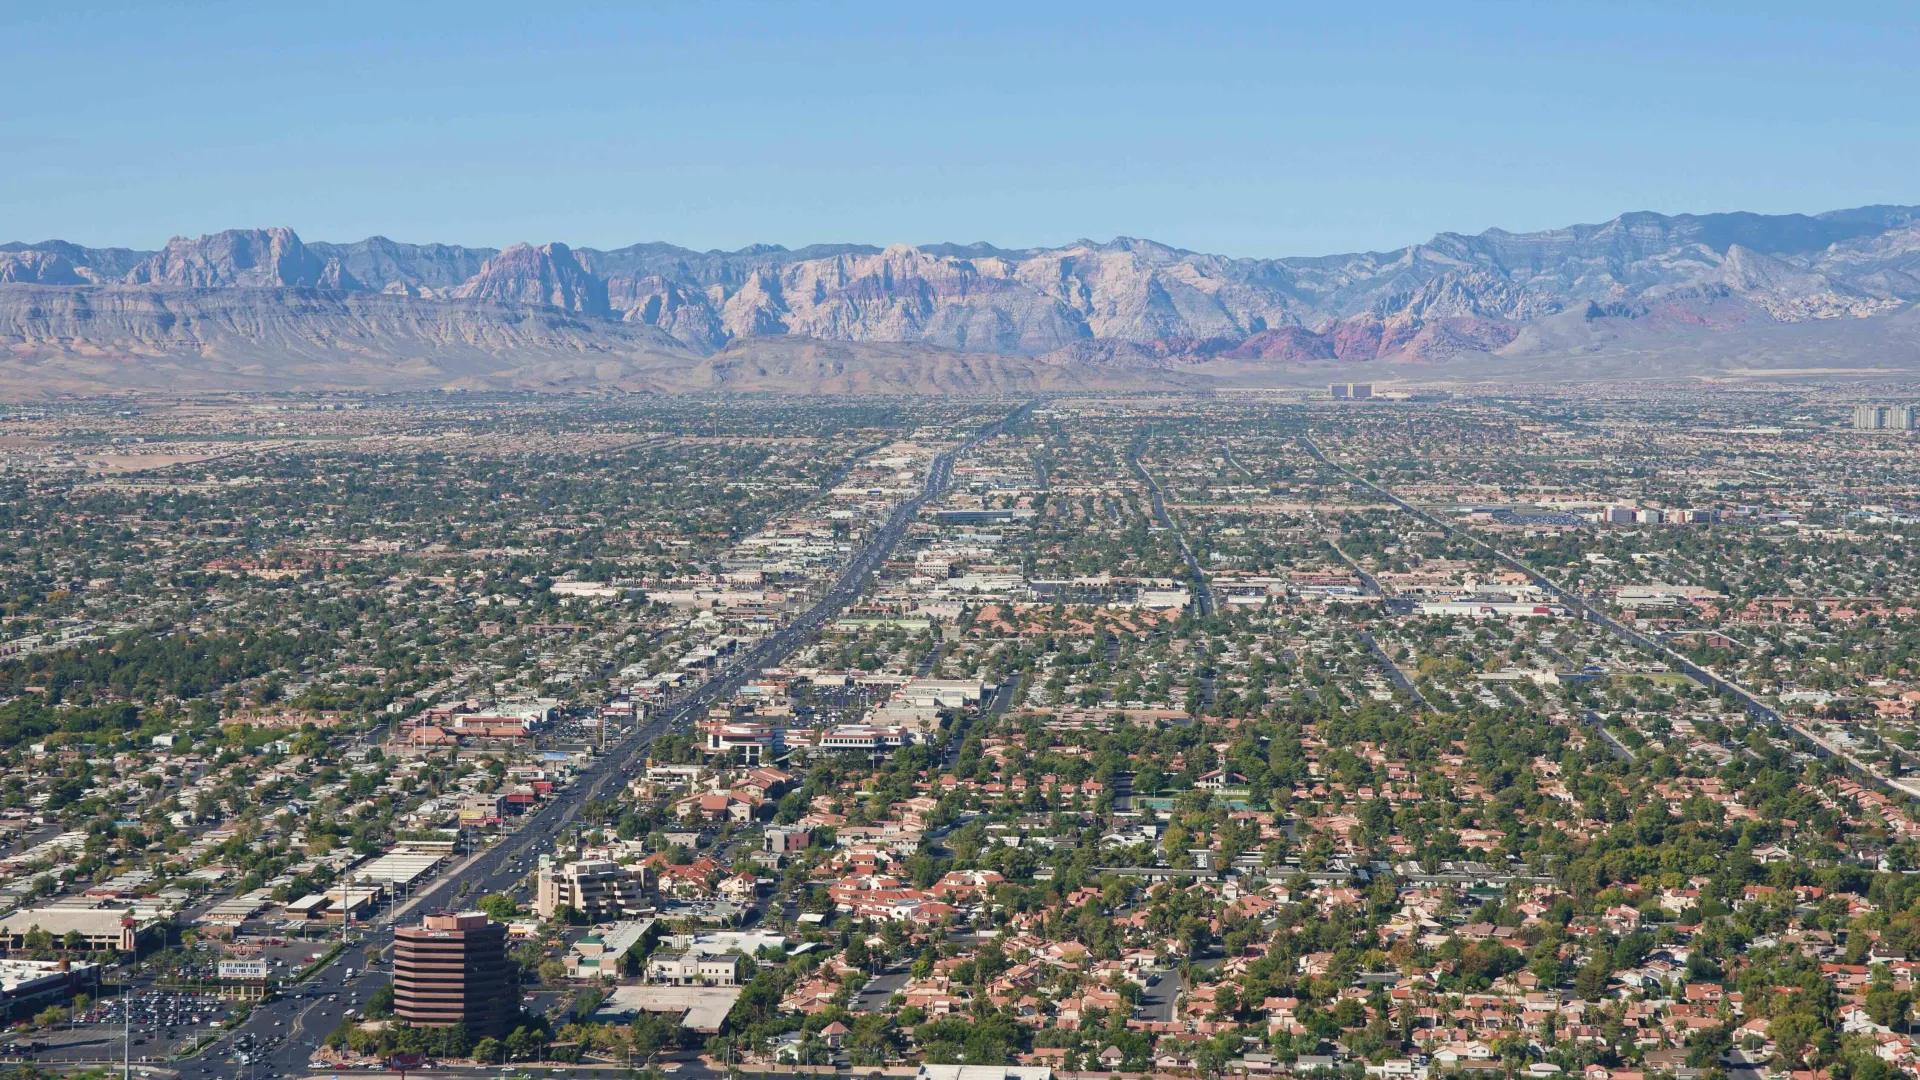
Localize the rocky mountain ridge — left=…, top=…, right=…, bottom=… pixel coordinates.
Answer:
left=6, top=204, right=1920, bottom=392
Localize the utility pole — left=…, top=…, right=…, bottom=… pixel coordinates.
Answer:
left=122, top=974, right=130, bottom=1080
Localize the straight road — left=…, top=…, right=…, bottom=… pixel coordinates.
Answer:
left=848, top=969, right=911, bottom=1014
left=1582, top=709, right=1638, bottom=763
left=1128, top=439, right=1214, bottom=617
left=1135, top=968, right=1181, bottom=1024
left=1359, top=631, right=1428, bottom=710
left=1295, top=435, right=1898, bottom=792
left=177, top=404, right=1031, bottom=1080
left=1219, top=441, right=1253, bottom=479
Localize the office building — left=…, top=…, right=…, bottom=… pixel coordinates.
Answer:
left=563, top=918, right=656, bottom=979
left=393, top=912, right=518, bottom=1037
left=699, top=720, right=784, bottom=763
left=764, top=826, right=811, bottom=854
left=1855, top=404, right=1887, bottom=430
left=645, top=950, right=745, bottom=986
left=533, top=860, right=649, bottom=921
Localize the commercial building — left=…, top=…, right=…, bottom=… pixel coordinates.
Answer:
left=917, top=1067, right=1053, bottom=1080
left=393, top=912, right=518, bottom=1038
left=817, top=724, right=913, bottom=752
left=591, top=983, right=743, bottom=1034
left=533, top=860, right=650, bottom=920
left=0, top=959, right=99, bottom=1020
left=645, top=950, right=745, bottom=986
left=1329, top=383, right=1373, bottom=400
left=1415, top=601, right=1565, bottom=619
left=699, top=720, right=784, bottom=764
left=0, top=908, right=163, bottom=953
left=563, top=919, right=656, bottom=980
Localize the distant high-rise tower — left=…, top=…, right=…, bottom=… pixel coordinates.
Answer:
left=1350, top=383, right=1373, bottom=400
left=1854, top=404, right=1888, bottom=430
left=1894, top=405, right=1918, bottom=431
left=1328, top=384, right=1350, bottom=399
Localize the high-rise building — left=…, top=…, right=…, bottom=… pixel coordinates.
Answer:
left=1851, top=404, right=1917, bottom=430
left=1328, top=384, right=1350, bottom=399
left=393, top=912, right=518, bottom=1038
left=533, top=860, right=649, bottom=920
left=1350, top=383, right=1373, bottom=400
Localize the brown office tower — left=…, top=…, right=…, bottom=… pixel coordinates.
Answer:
left=393, top=912, right=518, bottom=1037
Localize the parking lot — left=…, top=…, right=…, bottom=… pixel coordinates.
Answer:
left=12, top=989, right=241, bottom=1063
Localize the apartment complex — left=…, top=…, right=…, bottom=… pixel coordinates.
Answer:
left=1853, top=403, right=1918, bottom=430
left=533, top=859, right=650, bottom=920
left=393, top=912, right=518, bottom=1038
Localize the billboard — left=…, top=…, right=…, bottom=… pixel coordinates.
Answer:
left=218, top=960, right=269, bottom=980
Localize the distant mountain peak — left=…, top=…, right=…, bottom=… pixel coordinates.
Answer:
left=8, top=202, right=1920, bottom=384
left=450, top=241, right=609, bottom=315
left=126, top=227, right=344, bottom=289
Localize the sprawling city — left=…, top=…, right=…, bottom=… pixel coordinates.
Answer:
left=11, top=5, right=1920, bottom=1080
left=0, top=384, right=1915, bottom=1080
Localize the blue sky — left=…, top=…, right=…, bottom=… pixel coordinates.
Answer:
left=4, top=0, right=1917, bottom=257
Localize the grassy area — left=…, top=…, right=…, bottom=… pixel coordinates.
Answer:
left=1608, top=671, right=1704, bottom=688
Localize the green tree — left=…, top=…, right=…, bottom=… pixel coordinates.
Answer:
left=1573, top=957, right=1610, bottom=1000
left=365, top=983, right=396, bottom=1019
left=475, top=893, right=519, bottom=921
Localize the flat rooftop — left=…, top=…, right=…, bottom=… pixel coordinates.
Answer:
left=592, top=984, right=742, bottom=1033
left=347, top=852, right=444, bottom=886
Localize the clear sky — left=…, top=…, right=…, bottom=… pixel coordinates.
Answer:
left=4, top=0, right=1917, bottom=258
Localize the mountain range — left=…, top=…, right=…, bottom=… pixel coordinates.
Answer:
left=8, top=204, right=1920, bottom=395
